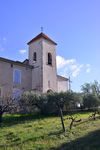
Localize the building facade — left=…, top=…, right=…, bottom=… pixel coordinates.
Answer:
left=0, top=32, right=69, bottom=98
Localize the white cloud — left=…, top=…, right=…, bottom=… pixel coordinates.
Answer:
left=56, top=55, right=76, bottom=69
left=0, top=37, right=7, bottom=51
left=19, top=49, right=27, bottom=54
left=86, top=68, right=91, bottom=73
left=71, top=64, right=83, bottom=77
left=56, top=55, right=91, bottom=78
left=86, top=64, right=91, bottom=73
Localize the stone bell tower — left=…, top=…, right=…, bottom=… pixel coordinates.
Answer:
left=27, top=32, right=57, bottom=93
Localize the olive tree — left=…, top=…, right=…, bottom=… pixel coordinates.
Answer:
left=0, top=97, right=17, bottom=126
left=83, top=94, right=100, bottom=109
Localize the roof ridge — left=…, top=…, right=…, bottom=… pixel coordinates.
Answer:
left=27, top=32, right=57, bottom=45
left=0, top=57, right=32, bottom=68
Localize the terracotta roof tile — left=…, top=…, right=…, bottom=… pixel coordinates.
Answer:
left=27, top=32, right=57, bottom=45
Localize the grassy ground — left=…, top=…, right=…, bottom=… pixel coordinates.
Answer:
left=0, top=112, right=100, bottom=150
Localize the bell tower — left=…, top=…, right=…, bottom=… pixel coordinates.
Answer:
left=27, top=32, right=57, bottom=93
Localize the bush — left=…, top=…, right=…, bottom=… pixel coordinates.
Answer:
left=83, top=94, right=100, bottom=109
left=19, top=91, right=83, bottom=115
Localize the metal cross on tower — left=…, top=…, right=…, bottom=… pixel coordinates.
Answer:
left=41, top=26, right=43, bottom=32
left=68, top=76, right=72, bottom=92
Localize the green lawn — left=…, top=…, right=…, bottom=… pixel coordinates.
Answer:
left=0, top=113, right=100, bottom=150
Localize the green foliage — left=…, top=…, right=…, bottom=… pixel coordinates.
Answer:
left=0, top=97, right=17, bottom=125
left=63, top=92, right=82, bottom=110
left=81, top=81, right=100, bottom=109
left=83, top=94, right=100, bottom=108
left=81, top=83, right=91, bottom=94
left=81, top=80, right=100, bottom=96
left=20, top=91, right=83, bottom=115
left=19, top=80, right=100, bottom=115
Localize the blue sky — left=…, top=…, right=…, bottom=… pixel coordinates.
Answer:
left=0, top=0, right=100, bottom=91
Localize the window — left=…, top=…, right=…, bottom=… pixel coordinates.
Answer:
left=47, top=89, right=53, bottom=93
left=11, top=64, right=13, bottom=67
left=13, top=69, right=21, bottom=84
left=48, top=53, right=52, bottom=65
left=33, top=52, right=37, bottom=61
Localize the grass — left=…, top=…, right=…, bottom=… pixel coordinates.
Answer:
left=0, top=112, right=100, bottom=150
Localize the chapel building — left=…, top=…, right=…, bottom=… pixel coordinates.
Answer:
left=0, top=32, right=69, bottom=98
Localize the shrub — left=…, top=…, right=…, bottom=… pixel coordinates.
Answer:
left=19, top=91, right=83, bottom=115
left=83, top=94, right=100, bottom=109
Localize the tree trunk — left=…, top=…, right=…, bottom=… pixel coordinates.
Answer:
left=70, top=119, right=74, bottom=130
left=0, top=112, right=3, bottom=126
left=59, top=107, right=65, bottom=132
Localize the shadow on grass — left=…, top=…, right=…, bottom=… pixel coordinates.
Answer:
left=1, top=111, right=95, bottom=128
left=1, top=114, right=47, bottom=127
left=51, top=129, right=100, bottom=150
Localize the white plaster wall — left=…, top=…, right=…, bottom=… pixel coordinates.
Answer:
left=0, top=61, right=32, bottom=97
left=57, top=77, right=68, bottom=92
left=42, top=39, right=57, bottom=92
left=28, top=39, right=43, bottom=92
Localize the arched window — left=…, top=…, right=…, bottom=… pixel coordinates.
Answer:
left=33, top=52, right=37, bottom=61
left=48, top=53, right=52, bottom=65
left=47, top=89, right=53, bottom=93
